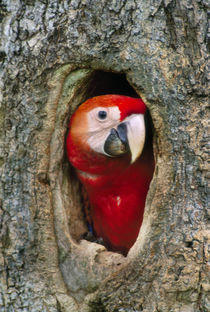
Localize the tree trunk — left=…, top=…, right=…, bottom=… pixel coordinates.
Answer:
left=0, top=1, right=208, bottom=311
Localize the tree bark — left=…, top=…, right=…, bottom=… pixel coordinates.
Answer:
left=0, top=1, right=208, bottom=311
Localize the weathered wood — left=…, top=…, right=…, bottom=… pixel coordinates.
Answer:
left=0, top=1, right=208, bottom=311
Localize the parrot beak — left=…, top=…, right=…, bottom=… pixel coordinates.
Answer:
left=104, top=127, right=129, bottom=156
left=104, top=114, right=145, bottom=163
left=125, top=114, right=145, bottom=164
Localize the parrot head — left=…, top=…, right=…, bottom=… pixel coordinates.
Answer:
left=66, top=95, right=147, bottom=174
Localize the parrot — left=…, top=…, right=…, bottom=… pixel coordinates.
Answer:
left=66, top=94, right=154, bottom=256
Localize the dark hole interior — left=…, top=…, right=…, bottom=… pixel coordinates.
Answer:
left=66, top=70, right=154, bottom=256
left=86, top=71, right=139, bottom=98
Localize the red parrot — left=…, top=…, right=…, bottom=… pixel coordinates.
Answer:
left=66, top=95, right=154, bottom=256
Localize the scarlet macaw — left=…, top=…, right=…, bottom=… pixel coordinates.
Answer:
left=66, top=95, right=154, bottom=256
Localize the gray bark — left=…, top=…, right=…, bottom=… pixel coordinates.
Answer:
left=0, top=0, right=209, bottom=311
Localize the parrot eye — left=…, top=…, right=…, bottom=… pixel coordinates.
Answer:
left=98, top=110, right=107, bottom=120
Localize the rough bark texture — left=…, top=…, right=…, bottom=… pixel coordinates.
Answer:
left=0, top=0, right=209, bottom=311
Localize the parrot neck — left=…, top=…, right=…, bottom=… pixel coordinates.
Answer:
left=68, top=130, right=154, bottom=187
left=77, top=146, right=154, bottom=190
left=68, top=136, right=132, bottom=175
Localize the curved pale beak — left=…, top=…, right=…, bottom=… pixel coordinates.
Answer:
left=124, top=114, right=145, bottom=163
left=104, top=114, right=145, bottom=164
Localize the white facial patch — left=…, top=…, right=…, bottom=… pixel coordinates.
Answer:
left=86, top=108, right=145, bottom=163
left=87, top=106, right=121, bottom=155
